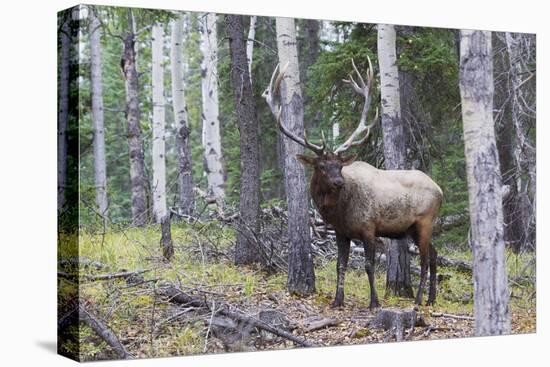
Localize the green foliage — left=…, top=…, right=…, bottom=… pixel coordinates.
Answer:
left=307, top=24, right=378, bottom=150
left=397, top=27, right=460, bottom=124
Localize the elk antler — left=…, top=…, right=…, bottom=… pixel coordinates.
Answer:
left=334, top=56, right=378, bottom=154
left=263, top=63, right=326, bottom=156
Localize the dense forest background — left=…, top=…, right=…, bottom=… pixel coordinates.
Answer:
left=57, top=5, right=536, bottom=361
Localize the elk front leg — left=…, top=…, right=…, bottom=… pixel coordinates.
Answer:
left=331, top=234, right=350, bottom=308
left=362, top=234, right=380, bottom=309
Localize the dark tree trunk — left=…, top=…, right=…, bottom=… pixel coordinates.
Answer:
left=305, top=20, right=320, bottom=68
left=176, top=123, right=194, bottom=215
left=161, top=215, right=174, bottom=261
left=385, top=241, right=414, bottom=298
left=378, top=24, right=414, bottom=298
left=58, top=15, right=70, bottom=214
left=502, top=32, right=536, bottom=251
left=225, top=15, right=262, bottom=265
left=300, top=19, right=320, bottom=130
left=397, top=27, right=430, bottom=172
left=121, top=11, right=148, bottom=226
left=493, top=34, right=522, bottom=250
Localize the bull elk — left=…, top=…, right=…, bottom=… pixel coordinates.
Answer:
left=263, top=58, right=443, bottom=308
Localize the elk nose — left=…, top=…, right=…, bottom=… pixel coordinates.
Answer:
left=334, top=178, right=344, bottom=188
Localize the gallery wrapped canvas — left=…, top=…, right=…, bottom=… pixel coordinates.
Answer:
left=57, top=4, right=536, bottom=362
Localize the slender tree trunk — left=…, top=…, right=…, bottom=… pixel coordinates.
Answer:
left=493, top=33, right=522, bottom=251
left=378, top=24, right=413, bottom=298
left=304, top=19, right=320, bottom=70
left=121, top=10, right=148, bottom=226
left=504, top=32, right=536, bottom=250
left=170, top=15, right=194, bottom=216
left=397, top=26, right=430, bottom=171
left=151, top=23, right=167, bottom=223
left=300, top=19, right=320, bottom=130
left=89, top=11, right=109, bottom=221
left=459, top=29, right=510, bottom=336
left=226, top=14, right=262, bottom=265
left=200, top=13, right=225, bottom=207
left=58, top=17, right=70, bottom=214
left=246, top=15, right=257, bottom=85
left=275, top=17, right=316, bottom=295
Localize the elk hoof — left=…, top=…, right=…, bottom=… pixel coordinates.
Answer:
left=426, top=298, right=435, bottom=306
left=369, top=300, right=380, bottom=309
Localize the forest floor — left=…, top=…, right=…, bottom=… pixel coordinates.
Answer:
left=58, top=219, right=536, bottom=361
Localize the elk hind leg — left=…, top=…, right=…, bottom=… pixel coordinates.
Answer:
left=362, top=233, right=380, bottom=309
left=414, top=223, right=432, bottom=305
left=427, top=244, right=438, bottom=305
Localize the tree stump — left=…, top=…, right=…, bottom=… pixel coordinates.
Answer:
left=160, top=215, right=174, bottom=260
left=369, top=308, right=422, bottom=341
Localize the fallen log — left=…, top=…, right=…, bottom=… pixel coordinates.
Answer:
left=79, top=305, right=133, bottom=359
left=304, top=317, right=340, bottom=332
left=58, top=305, right=79, bottom=331
left=83, top=269, right=151, bottom=282
left=158, top=284, right=315, bottom=347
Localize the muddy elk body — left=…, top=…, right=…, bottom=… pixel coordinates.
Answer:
left=264, top=58, right=443, bottom=308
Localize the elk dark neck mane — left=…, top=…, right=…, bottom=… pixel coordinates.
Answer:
left=310, top=171, right=346, bottom=225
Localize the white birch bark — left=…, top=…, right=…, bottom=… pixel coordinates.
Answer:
left=151, top=23, right=167, bottom=222
left=200, top=13, right=224, bottom=205
left=58, top=17, right=70, bottom=213
left=459, top=29, right=510, bottom=336
left=89, top=11, right=109, bottom=219
left=170, top=15, right=194, bottom=215
left=246, top=15, right=257, bottom=84
left=332, top=122, right=339, bottom=144
left=378, top=24, right=412, bottom=297
left=378, top=24, right=407, bottom=170
left=275, top=17, right=316, bottom=295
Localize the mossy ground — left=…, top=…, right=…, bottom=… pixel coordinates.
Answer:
left=58, top=220, right=536, bottom=360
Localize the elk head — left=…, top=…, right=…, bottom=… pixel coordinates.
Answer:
left=263, top=57, right=378, bottom=191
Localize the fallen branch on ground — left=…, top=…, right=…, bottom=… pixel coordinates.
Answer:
left=422, top=325, right=458, bottom=337
left=59, top=257, right=108, bottom=270
left=79, top=305, right=133, bottom=359
left=157, top=284, right=315, bottom=347
left=430, top=312, right=474, bottom=321
left=435, top=256, right=472, bottom=273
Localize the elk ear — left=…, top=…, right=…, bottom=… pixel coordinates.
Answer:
left=296, top=154, right=316, bottom=166
left=340, top=153, right=358, bottom=166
